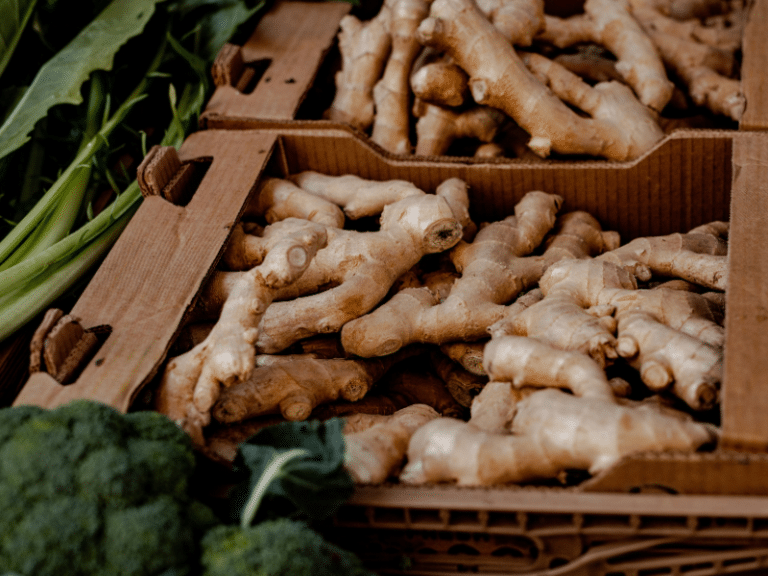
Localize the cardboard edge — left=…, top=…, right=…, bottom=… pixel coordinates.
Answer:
left=720, top=132, right=768, bottom=450
left=738, top=0, right=768, bottom=131
left=200, top=115, right=739, bottom=170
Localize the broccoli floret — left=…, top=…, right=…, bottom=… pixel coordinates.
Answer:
left=200, top=519, right=377, bottom=576
left=0, top=400, right=217, bottom=576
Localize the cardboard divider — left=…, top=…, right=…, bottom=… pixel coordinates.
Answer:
left=739, top=0, right=768, bottom=131
left=12, top=131, right=278, bottom=411
left=200, top=0, right=761, bottom=165
left=7, top=126, right=768, bottom=574
left=721, top=132, right=768, bottom=451
left=201, top=1, right=351, bottom=122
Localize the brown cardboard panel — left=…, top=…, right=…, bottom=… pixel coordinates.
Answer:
left=581, top=452, right=768, bottom=496
left=740, top=0, right=768, bottom=131
left=271, top=129, right=733, bottom=240
left=721, top=133, right=768, bottom=451
left=200, top=0, right=754, bottom=166
left=12, top=132, right=278, bottom=412
left=201, top=1, right=350, bottom=122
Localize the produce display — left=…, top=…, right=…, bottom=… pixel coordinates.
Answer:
left=0, top=400, right=372, bottom=575
left=0, top=0, right=748, bottom=574
left=152, top=171, right=725, bottom=491
left=325, top=0, right=746, bottom=159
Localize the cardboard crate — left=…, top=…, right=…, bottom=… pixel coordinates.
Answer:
left=9, top=128, right=768, bottom=574
left=199, top=0, right=768, bottom=160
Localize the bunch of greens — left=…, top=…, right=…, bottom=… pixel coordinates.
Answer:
left=0, top=0, right=267, bottom=343
left=200, top=418, right=376, bottom=576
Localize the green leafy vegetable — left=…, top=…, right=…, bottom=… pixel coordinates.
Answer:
left=0, top=400, right=219, bottom=576
left=0, top=0, right=267, bottom=344
left=0, top=0, right=39, bottom=79
left=0, top=0, right=164, bottom=161
left=229, top=419, right=355, bottom=525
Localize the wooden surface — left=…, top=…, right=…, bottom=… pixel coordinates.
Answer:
left=201, top=1, right=350, bottom=123
left=721, top=132, right=768, bottom=450
left=13, top=131, right=278, bottom=411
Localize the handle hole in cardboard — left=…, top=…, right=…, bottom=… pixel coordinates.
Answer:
left=168, top=158, right=212, bottom=207
left=236, top=59, right=272, bottom=94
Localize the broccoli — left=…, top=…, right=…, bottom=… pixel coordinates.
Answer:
left=200, top=518, right=377, bottom=576
left=0, top=400, right=218, bottom=576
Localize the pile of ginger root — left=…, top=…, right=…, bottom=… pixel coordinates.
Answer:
left=153, top=170, right=723, bottom=488
left=324, top=0, right=747, bottom=160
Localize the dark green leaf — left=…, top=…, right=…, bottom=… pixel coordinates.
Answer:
left=0, top=0, right=39, bottom=79
left=195, top=1, right=265, bottom=63
left=0, top=0, right=165, bottom=161
left=232, top=419, right=354, bottom=523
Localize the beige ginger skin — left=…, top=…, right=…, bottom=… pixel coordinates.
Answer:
left=200, top=185, right=465, bottom=354
left=312, top=364, right=466, bottom=420
left=289, top=171, right=424, bottom=220
left=538, top=0, right=674, bottom=111
left=413, top=101, right=506, bottom=156
left=599, top=226, right=728, bottom=291
left=503, top=256, right=724, bottom=409
left=244, top=177, right=345, bottom=229
left=371, top=0, right=431, bottom=154
left=326, top=0, right=396, bottom=129
left=341, top=190, right=562, bottom=356
left=410, top=61, right=469, bottom=107
left=210, top=355, right=397, bottom=423
left=401, top=387, right=716, bottom=486
left=345, top=404, right=440, bottom=484
left=342, top=204, right=620, bottom=358
left=155, top=220, right=327, bottom=444
left=627, top=0, right=745, bottom=120
left=416, top=0, right=664, bottom=160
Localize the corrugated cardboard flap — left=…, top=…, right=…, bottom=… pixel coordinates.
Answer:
left=13, top=132, right=278, bottom=412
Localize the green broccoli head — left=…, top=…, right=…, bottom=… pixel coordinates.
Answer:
left=200, top=519, right=377, bottom=576
left=0, top=400, right=217, bottom=576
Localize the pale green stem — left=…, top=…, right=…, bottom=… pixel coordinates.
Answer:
left=0, top=205, right=136, bottom=342
left=0, top=180, right=140, bottom=295
left=240, top=448, right=310, bottom=529
left=0, top=39, right=166, bottom=267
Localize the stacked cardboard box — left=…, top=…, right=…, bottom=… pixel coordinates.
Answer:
left=8, top=1, right=768, bottom=573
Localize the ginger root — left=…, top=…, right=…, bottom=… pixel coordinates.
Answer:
left=413, top=100, right=506, bottom=156
left=345, top=404, right=440, bottom=484
left=341, top=191, right=563, bottom=357
left=410, top=61, right=469, bottom=107
left=416, top=0, right=664, bottom=160
left=210, top=354, right=401, bottom=423
left=401, top=388, right=716, bottom=486
left=538, top=0, right=674, bottom=111
left=599, top=226, right=728, bottom=290
left=289, top=171, right=423, bottom=220
left=483, top=335, right=617, bottom=400
left=327, top=0, right=396, bottom=129
left=371, top=0, right=431, bottom=154
left=200, top=188, right=465, bottom=353
left=243, top=177, right=345, bottom=229
left=155, top=220, right=327, bottom=444
left=312, top=361, right=465, bottom=420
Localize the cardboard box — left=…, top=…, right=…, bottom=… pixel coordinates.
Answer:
left=10, top=128, right=768, bottom=574
left=200, top=0, right=768, bottom=161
